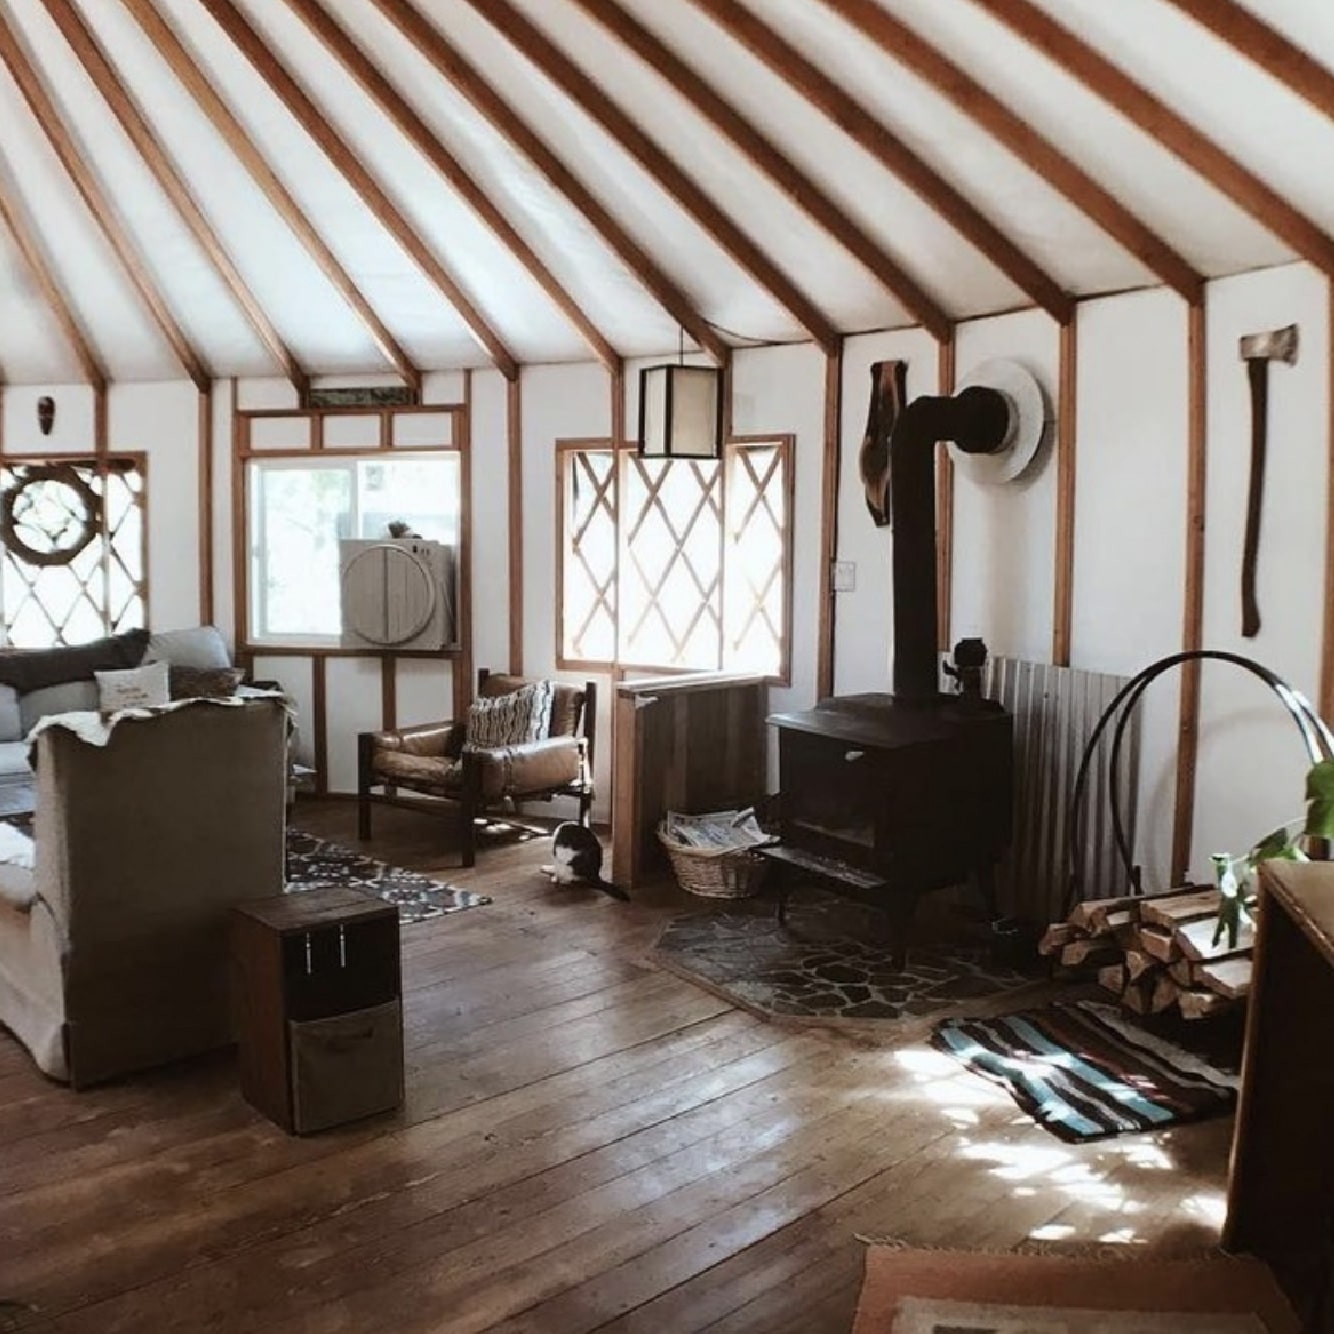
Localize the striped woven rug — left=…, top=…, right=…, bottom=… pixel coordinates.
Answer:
left=931, top=999, right=1239, bottom=1142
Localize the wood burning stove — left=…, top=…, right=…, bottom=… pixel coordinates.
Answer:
left=765, top=370, right=1015, bottom=963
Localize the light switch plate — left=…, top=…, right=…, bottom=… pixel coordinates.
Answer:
left=832, top=560, right=856, bottom=592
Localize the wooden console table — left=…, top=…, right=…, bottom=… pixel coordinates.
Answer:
left=611, top=672, right=767, bottom=891
left=1225, top=859, right=1334, bottom=1329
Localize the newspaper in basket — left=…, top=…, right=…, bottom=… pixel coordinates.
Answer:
left=657, top=808, right=774, bottom=898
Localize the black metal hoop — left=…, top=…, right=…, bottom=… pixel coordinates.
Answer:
left=1063, top=650, right=1334, bottom=916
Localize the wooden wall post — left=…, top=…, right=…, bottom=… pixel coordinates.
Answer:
left=508, top=372, right=524, bottom=676
left=1052, top=315, right=1078, bottom=666
left=817, top=342, right=842, bottom=699
left=1172, top=299, right=1208, bottom=884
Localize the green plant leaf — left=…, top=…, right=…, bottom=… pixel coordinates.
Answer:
left=1306, top=761, right=1334, bottom=838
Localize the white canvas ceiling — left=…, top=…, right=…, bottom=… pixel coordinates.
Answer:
left=0, top=0, right=1329, bottom=386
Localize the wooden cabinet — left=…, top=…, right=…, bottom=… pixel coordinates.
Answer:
left=1225, top=860, right=1334, bottom=1329
left=231, top=887, right=403, bottom=1134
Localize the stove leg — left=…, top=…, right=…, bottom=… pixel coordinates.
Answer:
left=775, top=867, right=791, bottom=929
left=882, top=892, right=918, bottom=971
left=975, top=862, right=999, bottom=920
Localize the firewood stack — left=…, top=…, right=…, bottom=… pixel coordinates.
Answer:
left=1038, top=885, right=1252, bottom=1019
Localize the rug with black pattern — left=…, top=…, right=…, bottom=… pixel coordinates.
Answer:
left=285, top=830, right=490, bottom=925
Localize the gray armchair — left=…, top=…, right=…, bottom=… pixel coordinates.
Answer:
left=357, top=669, right=596, bottom=865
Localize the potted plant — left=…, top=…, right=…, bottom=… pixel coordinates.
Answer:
left=1209, top=759, right=1334, bottom=949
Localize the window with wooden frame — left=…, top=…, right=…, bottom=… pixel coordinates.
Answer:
left=558, top=437, right=792, bottom=680
left=247, top=452, right=461, bottom=646
left=0, top=456, right=147, bottom=648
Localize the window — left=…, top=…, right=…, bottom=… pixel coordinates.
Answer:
left=248, top=453, right=460, bottom=644
left=558, top=438, right=791, bottom=679
left=0, top=457, right=146, bottom=648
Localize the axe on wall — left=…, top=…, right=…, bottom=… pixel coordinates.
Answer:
left=1238, top=323, right=1298, bottom=637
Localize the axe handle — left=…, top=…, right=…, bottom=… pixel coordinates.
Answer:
left=1241, top=356, right=1268, bottom=638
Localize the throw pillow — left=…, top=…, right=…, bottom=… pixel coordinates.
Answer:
left=0, top=684, right=20, bottom=743
left=0, top=627, right=150, bottom=693
left=168, top=665, right=245, bottom=701
left=95, top=660, right=170, bottom=714
left=466, top=680, right=554, bottom=749
left=143, top=625, right=232, bottom=670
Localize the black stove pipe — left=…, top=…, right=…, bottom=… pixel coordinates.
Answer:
left=888, top=385, right=1010, bottom=703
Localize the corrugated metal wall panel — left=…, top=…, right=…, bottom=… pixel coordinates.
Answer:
left=983, top=657, right=1139, bottom=922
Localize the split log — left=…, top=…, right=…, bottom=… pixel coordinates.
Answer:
left=1138, top=927, right=1181, bottom=964
left=1178, top=987, right=1237, bottom=1020
left=1121, top=976, right=1156, bottom=1016
left=1169, top=958, right=1198, bottom=988
left=1123, top=949, right=1156, bottom=981
left=1139, top=888, right=1221, bottom=930
left=1069, top=895, right=1141, bottom=935
left=1176, top=916, right=1254, bottom=963
left=1197, top=956, right=1253, bottom=1001
left=1150, top=971, right=1181, bottom=1014
left=1097, top=964, right=1127, bottom=995
left=1038, top=922, right=1077, bottom=956
left=1060, top=939, right=1121, bottom=969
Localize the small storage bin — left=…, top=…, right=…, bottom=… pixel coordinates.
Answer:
left=289, top=999, right=403, bottom=1135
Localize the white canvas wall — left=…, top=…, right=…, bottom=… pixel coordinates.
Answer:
left=6, top=262, right=1330, bottom=893
left=1069, top=290, right=1189, bottom=890
left=1193, top=265, right=1331, bottom=873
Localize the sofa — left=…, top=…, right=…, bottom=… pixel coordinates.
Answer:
left=0, top=697, right=289, bottom=1085
left=0, top=625, right=241, bottom=795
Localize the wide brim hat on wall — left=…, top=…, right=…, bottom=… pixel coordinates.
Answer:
left=948, top=358, right=1051, bottom=485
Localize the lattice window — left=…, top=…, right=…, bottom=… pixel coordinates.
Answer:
left=619, top=455, right=723, bottom=671
left=725, top=443, right=789, bottom=679
left=0, top=458, right=146, bottom=649
left=559, top=448, right=617, bottom=664
left=557, top=439, right=791, bottom=678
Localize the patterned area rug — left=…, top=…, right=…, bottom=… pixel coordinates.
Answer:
left=853, top=1247, right=1298, bottom=1334
left=931, top=999, right=1239, bottom=1142
left=651, top=889, right=1034, bottom=1025
left=286, top=830, right=490, bottom=925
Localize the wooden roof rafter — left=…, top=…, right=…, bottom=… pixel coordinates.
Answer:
left=285, top=0, right=618, bottom=374
left=568, top=0, right=952, bottom=343
left=1159, top=0, right=1334, bottom=124
left=365, top=0, right=728, bottom=367
left=0, top=169, right=106, bottom=390
left=454, top=0, right=842, bottom=356
left=971, top=0, right=1334, bottom=277
left=821, top=0, right=1203, bottom=305
left=687, top=0, right=1073, bottom=326
left=0, top=6, right=210, bottom=390
left=40, top=0, right=308, bottom=397
left=197, top=0, right=520, bottom=381
left=120, top=0, right=420, bottom=395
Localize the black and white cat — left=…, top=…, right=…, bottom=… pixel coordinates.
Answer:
left=542, top=821, right=628, bottom=901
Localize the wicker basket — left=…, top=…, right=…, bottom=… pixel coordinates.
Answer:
left=657, top=826, right=772, bottom=899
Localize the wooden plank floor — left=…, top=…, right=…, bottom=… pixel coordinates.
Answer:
left=0, top=801, right=1231, bottom=1332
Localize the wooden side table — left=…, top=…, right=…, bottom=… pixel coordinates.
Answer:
left=231, top=887, right=403, bottom=1135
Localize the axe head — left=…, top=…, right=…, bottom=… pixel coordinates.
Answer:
left=1240, top=322, right=1299, bottom=365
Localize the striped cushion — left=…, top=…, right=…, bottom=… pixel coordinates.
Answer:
left=466, top=680, right=554, bottom=748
